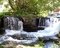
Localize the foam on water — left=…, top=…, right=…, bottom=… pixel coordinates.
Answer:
left=0, top=17, right=60, bottom=44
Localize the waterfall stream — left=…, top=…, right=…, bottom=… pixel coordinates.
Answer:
left=0, top=16, right=60, bottom=45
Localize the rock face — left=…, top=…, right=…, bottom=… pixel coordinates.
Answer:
left=23, top=17, right=37, bottom=32
left=23, top=23, right=37, bottom=32
left=0, top=17, right=5, bottom=35
left=23, top=17, right=50, bottom=32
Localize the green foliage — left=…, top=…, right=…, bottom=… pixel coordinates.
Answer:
left=0, top=44, right=4, bottom=48
left=0, top=0, right=60, bottom=17
left=7, top=0, right=60, bottom=17
left=0, top=12, right=16, bottom=18
left=0, top=0, right=3, bottom=4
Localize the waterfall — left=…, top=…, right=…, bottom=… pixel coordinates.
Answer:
left=38, top=17, right=50, bottom=28
left=0, top=16, right=60, bottom=45
left=18, top=21, right=23, bottom=31
left=4, top=16, right=23, bottom=30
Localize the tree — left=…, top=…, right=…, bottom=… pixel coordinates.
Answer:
left=8, top=0, right=38, bottom=16
left=1, top=0, right=60, bottom=16
left=0, top=0, right=3, bottom=4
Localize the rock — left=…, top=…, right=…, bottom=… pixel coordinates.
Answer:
left=23, top=22, right=37, bottom=32
left=11, top=34, right=27, bottom=40
left=0, top=28, right=5, bottom=35
left=16, top=45, right=23, bottom=48
left=44, top=42, right=59, bottom=48
left=2, top=41, right=17, bottom=48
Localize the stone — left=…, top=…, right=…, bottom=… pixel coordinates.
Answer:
left=44, top=42, right=59, bottom=48
left=2, top=41, right=17, bottom=48
left=16, top=45, right=23, bottom=48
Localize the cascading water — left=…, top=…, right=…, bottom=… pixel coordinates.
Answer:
left=4, top=16, right=20, bottom=30
left=0, top=16, right=60, bottom=45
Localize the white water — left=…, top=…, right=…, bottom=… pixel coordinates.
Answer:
left=0, top=17, right=60, bottom=44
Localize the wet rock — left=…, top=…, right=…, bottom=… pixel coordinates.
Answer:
left=11, top=34, right=27, bottom=40
left=2, top=41, right=17, bottom=48
left=44, top=42, right=59, bottom=48
left=0, top=28, right=5, bottom=35
left=23, top=23, right=37, bottom=32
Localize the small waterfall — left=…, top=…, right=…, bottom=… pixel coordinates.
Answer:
left=18, top=21, right=23, bottom=31
left=4, top=16, right=23, bottom=30
left=38, top=17, right=50, bottom=29
left=0, top=16, right=60, bottom=45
